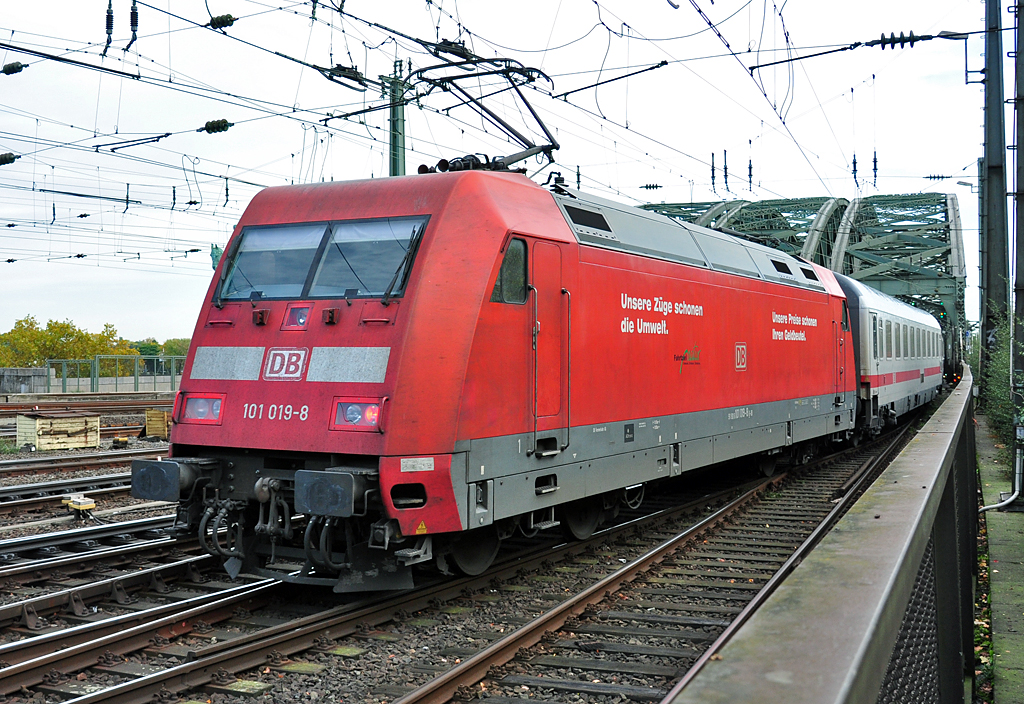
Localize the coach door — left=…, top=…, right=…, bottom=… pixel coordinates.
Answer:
left=531, top=240, right=567, bottom=456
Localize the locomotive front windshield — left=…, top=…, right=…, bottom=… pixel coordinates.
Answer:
left=219, top=216, right=428, bottom=302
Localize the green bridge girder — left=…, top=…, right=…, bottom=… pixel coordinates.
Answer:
left=641, top=193, right=966, bottom=375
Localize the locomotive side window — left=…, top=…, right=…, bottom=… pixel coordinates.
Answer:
left=841, top=301, right=850, bottom=332
left=885, top=320, right=892, bottom=358
left=871, top=314, right=878, bottom=359
left=490, top=238, right=528, bottom=304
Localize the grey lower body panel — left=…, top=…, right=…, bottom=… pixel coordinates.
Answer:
left=452, top=392, right=855, bottom=528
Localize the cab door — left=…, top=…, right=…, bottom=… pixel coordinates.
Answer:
left=530, top=240, right=567, bottom=456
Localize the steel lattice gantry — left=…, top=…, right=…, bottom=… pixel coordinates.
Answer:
left=641, top=193, right=965, bottom=374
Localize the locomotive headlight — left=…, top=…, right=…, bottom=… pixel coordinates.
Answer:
left=344, top=404, right=363, bottom=424
left=180, top=394, right=226, bottom=425
left=330, top=397, right=386, bottom=433
left=284, top=306, right=310, bottom=329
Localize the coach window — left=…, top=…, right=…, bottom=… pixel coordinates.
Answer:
left=903, top=325, right=909, bottom=359
left=871, top=314, right=878, bottom=359
left=490, top=238, right=528, bottom=304
left=885, top=320, right=892, bottom=358
left=894, top=323, right=901, bottom=358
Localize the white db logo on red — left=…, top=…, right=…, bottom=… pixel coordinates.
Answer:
left=263, top=348, right=308, bottom=380
left=735, top=342, right=747, bottom=371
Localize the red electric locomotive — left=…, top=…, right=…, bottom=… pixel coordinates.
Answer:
left=132, top=170, right=860, bottom=590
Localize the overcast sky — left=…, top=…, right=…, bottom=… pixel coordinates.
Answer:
left=0, top=0, right=992, bottom=342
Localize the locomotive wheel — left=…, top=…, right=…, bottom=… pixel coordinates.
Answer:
left=448, top=527, right=501, bottom=576
left=758, top=455, right=778, bottom=477
left=561, top=497, right=602, bottom=541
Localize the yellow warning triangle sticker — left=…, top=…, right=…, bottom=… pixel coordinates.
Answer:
left=415, top=520, right=428, bottom=535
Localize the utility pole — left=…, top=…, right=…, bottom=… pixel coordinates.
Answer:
left=381, top=60, right=409, bottom=177
left=982, top=0, right=1010, bottom=366
left=1012, top=2, right=1024, bottom=501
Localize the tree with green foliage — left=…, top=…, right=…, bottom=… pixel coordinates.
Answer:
left=0, top=316, right=137, bottom=368
left=132, top=338, right=161, bottom=357
left=162, top=338, right=191, bottom=356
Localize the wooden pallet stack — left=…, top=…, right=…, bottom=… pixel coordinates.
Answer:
left=145, top=409, right=172, bottom=439
left=16, top=411, right=101, bottom=450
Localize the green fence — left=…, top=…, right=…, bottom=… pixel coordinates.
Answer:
left=46, top=355, right=187, bottom=393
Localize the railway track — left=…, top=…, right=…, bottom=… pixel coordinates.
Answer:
left=0, top=472, right=132, bottom=516
left=0, top=448, right=165, bottom=479
left=399, top=425, right=913, bottom=704
left=0, top=394, right=173, bottom=420
left=0, top=423, right=913, bottom=703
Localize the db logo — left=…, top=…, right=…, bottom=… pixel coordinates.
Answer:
left=735, top=342, right=747, bottom=371
left=263, top=348, right=309, bottom=380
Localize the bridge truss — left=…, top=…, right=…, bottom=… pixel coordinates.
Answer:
left=641, top=193, right=966, bottom=375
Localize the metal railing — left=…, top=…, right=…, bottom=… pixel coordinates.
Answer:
left=670, top=369, right=976, bottom=704
left=46, top=356, right=187, bottom=393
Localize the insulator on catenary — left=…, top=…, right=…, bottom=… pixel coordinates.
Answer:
left=125, top=0, right=139, bottom=51
left=879, top=31, right=916, bottom=50
left=2, top=62, right=26, bottom=75
left=102, top=0, right=114, bottom=57
left=0, top=153, right=20, bottom=166
left=640, top=184, right=661, bottom=190
left=199, top=119, right=233, bottom=134
left=209, top=14, right=235, bottom=30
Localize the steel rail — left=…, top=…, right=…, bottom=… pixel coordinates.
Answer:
left=660, top=424, right=913, bottom=698
left=38, top=482, right=756, bottom=704
left=0, top=473, right=132, bottom=516
left=0, top=472, right=130, bottom=499
left=388, top=475, right=778, bottom=704
left=0, top=514, right=174, bottom=554
left=0, top=579, right=279, bottom=698
left=0, top=449, right=164, bottom=478
left=0, top=448, right=163, bottom=468
left=0, top=538, right=198, bottom=581
left=0, top=554, right=218, bottom=630
left=0, top=577, right=272, bottom=667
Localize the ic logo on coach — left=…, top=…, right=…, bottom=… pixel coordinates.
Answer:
left=735, top=342, right=747, bottom=371
left=263, top=348, right=309, bottom=380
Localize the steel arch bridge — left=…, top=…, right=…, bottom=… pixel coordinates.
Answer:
left=641, top=193, right=966, bottom=375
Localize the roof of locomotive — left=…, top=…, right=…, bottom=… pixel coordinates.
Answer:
left=550, top=186, right=830, bottom=295
left=835, top=273, right=942, bottom=329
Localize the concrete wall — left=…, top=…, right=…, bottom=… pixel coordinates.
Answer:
left=0, top=368, right=49, bottom=394
left=0, top=368, right=181, bottom=394
left=49, top=374, right=182, bottom=393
